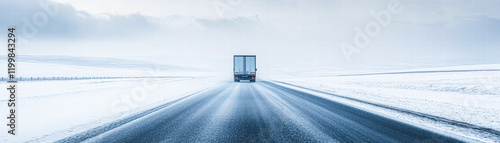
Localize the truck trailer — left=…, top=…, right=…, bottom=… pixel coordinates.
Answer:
left=233, top=55, right=257, bottom=82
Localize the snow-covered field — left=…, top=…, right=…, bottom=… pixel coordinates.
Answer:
left=273, top=64, right=500, bottom=142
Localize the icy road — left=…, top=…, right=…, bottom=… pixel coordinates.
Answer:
left=58, top=80, right=463, bottom=142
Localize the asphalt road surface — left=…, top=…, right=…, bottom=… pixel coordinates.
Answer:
left=60, top=81, right=463, bottom=143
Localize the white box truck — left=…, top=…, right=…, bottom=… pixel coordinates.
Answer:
left=233, top=55, right=257, bottom=82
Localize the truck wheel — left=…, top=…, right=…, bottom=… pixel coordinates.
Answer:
left=234, top=79, right=240, bottom=82
left=250, top=79, right=256, bottom=82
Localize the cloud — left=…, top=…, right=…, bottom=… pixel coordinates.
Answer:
left=0, top=0, right=158, bottom=40
left=0, top=0, right=261, bottom=41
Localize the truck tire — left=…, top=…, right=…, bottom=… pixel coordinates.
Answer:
left=234, top=79, right=240, bottom=82
left=250, top=79, right=256, bottom=82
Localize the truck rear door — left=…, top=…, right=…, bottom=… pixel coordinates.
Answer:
left=245, top=56, right=256, bottom=75
left=234, top=56, right=244, bottom=74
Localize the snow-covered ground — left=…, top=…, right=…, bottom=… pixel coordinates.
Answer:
left=0, top=77, right=228, bottom=142
left=1, top=55, right=498, bottom=142
left=272, top=64, right=500, bottom=142
left=0, top=56, right=226, bottom=142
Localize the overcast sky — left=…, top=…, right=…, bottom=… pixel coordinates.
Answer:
left=1, top=0, right=499, bottom=70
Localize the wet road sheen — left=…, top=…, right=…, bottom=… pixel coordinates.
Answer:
left=69, top=81, right=462, bottom=142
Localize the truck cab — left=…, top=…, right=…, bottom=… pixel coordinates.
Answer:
left=233, top=55, right=256, bottom=82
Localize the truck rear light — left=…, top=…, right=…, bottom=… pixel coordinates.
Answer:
left=252, top=77, right=255, bottom=79
left=235, top=77, right=238, bottom=79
